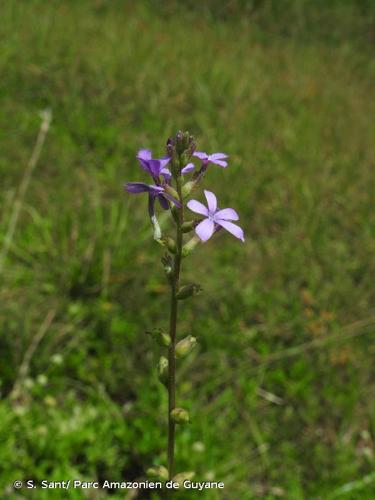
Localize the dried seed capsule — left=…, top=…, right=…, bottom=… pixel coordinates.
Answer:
left=147, top=328, right=171, bottom=347
left=176, top=283, right=202, bottom=300
left=158, top=357, right=169, bottom=386
left=147, top=465, right=169, bottom=481
left=170, top=407, right=190, bottom=424
left=161, top=254, right=173, bottom=278
left=173, top=471, right=195, bottom=487
left=175, top=335, right=197, bottom=358
left=160, top=236, right=176, bottom=254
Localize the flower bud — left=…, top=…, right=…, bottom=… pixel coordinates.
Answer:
left=164, top=184, right=179, bottom=200
left=175, top=335, right=197, bottom=358
left=147, top=465, right=169, bottom=481
left=147, top=328, right=171, bottom=347
left=166, top=237, right=176, bottom=253
left=181, top=220, right=195, bottom=233
left=176, top=283, right=202, bottom=300
left=170, top=407, right=190, bottom=424
left=174, top=130, right=196, bottom=157
left=166, top=137, right=175, bottom=157
left=160, top=236, right=176, bottom=253
left=182, top=235, right=200, bottom=257
left=182, top=181, right=195, bottom=198
left=158, top=356, right=169, bottom=386
left=161, top=254, right=173, bottom=277
left=171, top=205, right=180, bottom=224
left=175, top=130, right=186, bottom=155
left=187, top=136, right=196, bottom=156
left=173, top=471, right=195, bottom=487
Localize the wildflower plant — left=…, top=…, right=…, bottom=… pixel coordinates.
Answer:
left=124, top=131, right=244, bottom=485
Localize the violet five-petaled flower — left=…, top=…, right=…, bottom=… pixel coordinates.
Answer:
left=193, top=151, right=229, bottom=168
left=125, top=149, right=181, bottom=215
left=187, top=190, right=245, bottom=242
left=137, top=149, right=172, bottom=181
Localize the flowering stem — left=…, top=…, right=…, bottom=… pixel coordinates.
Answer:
left=123, top=132, right=245, bottom=491
left=124, top=132, right=244, bottom=488
left=167, top=175, right=184, bottom=481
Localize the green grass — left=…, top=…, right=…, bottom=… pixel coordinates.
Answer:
left=0, top=1, right=374, bottom=498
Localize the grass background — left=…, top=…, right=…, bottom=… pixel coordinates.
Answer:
left=0, top=0, right=374, bottom=498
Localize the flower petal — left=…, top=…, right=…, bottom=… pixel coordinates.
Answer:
left=137, top=149, right=152, bottom=161
left=204, top=190, right=217, bottom=213
left=209, top=153, right=228, bottom=161
left=137, top=159, right=151, bottom=173
left=147, top=159, right=163, bottom=177
left=163, top=192, right=182, bottom=208
left=214, top=208, right=239, bottom=221
left=161, top=167, right=172, bottom=181
left=195, top=218, right=215, bottom=242
left=158, top=156, right=171, bottom=169
left=193, top=151, right=208, bottom=160
left=158, top=194, right=170, bottom=210
left=181, top=162, right=195, bottom=174
left=216, top=220, right=245, bottom=242
left=211, top=159, right=228, bottom=168
left=148, top=185, right=165, bottom=194
left=136, top=150, right=153, bottom=173
left=125, top=182, right=150, bottom=193
left=148, top=192, right=156, bottom=217
left=187, top=200, right=209, bottom=216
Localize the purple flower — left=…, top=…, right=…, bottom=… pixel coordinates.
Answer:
left=181, top=162, right=195, bottom=174
left=137, top=149, right=171, bottom=181
left=125, top=182, right=181, bottom=216
left=187, top=190, right=244, bottom=242
left=193, top=152, right=228, bottom=168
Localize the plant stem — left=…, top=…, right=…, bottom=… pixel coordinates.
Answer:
left=167, top=176, right=184, bottom=481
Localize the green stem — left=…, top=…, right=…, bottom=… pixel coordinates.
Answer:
left=167, top=175, right=184, bottom=482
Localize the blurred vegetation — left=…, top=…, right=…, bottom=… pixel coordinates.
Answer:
left=0, top=0, right=374, bottom=498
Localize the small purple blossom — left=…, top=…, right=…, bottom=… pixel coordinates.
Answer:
left=137, top=149, right=172, bottom=181
left=181, top=162, right=195, bottom=174
left=193, top=151, right=228, bottom=168
left=125, top=182, right=181, bottom=216
left=187, top=190, right=244, bottom=242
